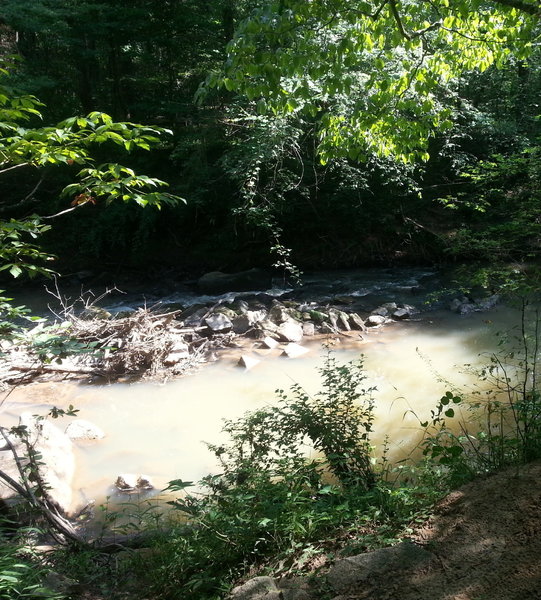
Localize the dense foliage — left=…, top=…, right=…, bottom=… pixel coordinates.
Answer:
left=1, top=4, right=541, bottom=597
left=0, top=0, right=539, bottom=275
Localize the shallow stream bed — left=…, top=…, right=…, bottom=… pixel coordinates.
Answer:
left=0, top=304, right=522, bottom=514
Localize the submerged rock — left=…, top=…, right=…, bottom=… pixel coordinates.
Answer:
left=282, top=343, right=309, bottom=358
left=238, top=355, right=260, bottom=370
left=0, top=413, right=75, bottom=514
left=260, top=336, right=280, bottom=349
left=65, top=419, right=105, bottom=441
left=197, top=269, right=271, bottom=294
left=450, top=295, right=498, bottom=314
left=115, top=474, right=154, bottom=492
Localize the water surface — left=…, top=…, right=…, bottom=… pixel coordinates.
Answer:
left=1, top=305, right=520, bottom=512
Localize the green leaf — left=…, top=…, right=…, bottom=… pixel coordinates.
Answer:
left=9, top=265, right=22, bottom=278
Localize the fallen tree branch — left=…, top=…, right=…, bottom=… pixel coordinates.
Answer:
left=8, top=364, right=105, bottom=376
left=0, top=426, right=85, bottom=546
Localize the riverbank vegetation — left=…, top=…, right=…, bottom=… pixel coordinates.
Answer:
left=1, top=1, right=541, bottom=598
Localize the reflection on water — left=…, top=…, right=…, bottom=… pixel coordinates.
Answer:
left=0, top=305, right=522, bottom=513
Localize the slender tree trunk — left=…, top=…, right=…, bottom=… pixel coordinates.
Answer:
left=76, top=35, right=96, bottom=114
left=222, top=0, right=236, bottom=43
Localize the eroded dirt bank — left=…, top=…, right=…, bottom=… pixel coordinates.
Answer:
left=234, top=462, right=541, bottom=600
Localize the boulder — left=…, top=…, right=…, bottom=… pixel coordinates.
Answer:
left=238, top=355, right=260, bottom=370
left=329, top=311, right=339, bottom=330
left=137, top=475, right=154, bottom=490
left=233, top=310, right=267, bottom=334
left=232, top=300, right=250, bottom=314
left=327, top=541, right=435, bottom=595
left=115, top=474, right=154, bottom=493
left=349, top=313, right=366, bottom=331
left=338, top=311, right=351, bottom=331
left=0, top=413, right=75, bottom=514
left=204, top=313, right=233, bottom=333
left=230, top=577, right=281, bottom=600
left=459, top=303, right=476, bottom=315
left=370, top=306, right=389, bottom=317
left=65, top=419, right=105, bottom=441
left=215, top=307, right=238, bottom=320
left=309, top=310, right=328, bottom=324
left=277, top=580, right=313, bottom=600
left=230, top=576, right=313, bottom=600
left=366, top=315, right=386, bottom=327
left=401, top=303, right=419, bottom=315
left=260, top=336, right=280, bottom=349
left=276, top=319, right=304, bottom=343
left=268, top=303, right=290, bottom=324
left=302, top=322, right=316, bottom=336
left=282, top=343, right=309, bottom=358
left=329, top=309, right=351, bottom=331
left=391, top=308, right=410, bottom=320
left=449, top=298, right=465, bottom=312
left=181, top=305, right=208, bottom=327
left=477, top=294, right=500, bottom=311
left=198, top=269, right=271, bottom=294
left=450, top=297, right=478, bottom=314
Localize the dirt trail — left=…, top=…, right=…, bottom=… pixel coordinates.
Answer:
left=353, top=461, right=541, bottom=600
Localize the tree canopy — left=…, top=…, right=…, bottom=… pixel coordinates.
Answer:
left=0, top=0, right=540, bottom=274
left=213, top=0, right=540, bottom=163
left=0, top=65, right=180, bottom=278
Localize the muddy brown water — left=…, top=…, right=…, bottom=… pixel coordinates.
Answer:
left=0, top=306, right=523, bottom=515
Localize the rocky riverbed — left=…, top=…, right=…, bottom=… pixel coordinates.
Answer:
left=1, top=267, right=500, bottom=385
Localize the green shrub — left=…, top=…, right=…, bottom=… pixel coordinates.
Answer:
left=0, top=539, right=64, bottom=600
left=420, top=302, right=541, bottom=482
left=139, top=356, right=435, bottom=599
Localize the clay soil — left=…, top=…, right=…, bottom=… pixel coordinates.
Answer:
left=353, top=461, right=541, bottom=600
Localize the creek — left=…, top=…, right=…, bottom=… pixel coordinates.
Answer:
left=0, top=300, right=521, bottom=515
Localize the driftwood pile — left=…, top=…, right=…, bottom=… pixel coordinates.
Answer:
left=63, top=307, right=212, bottom=377
left=0, top=306, right=227, bottom=385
